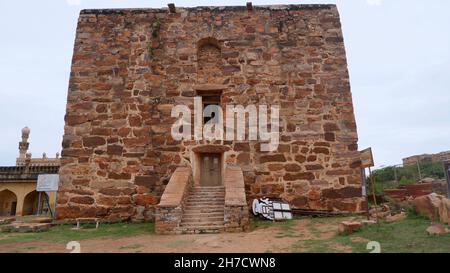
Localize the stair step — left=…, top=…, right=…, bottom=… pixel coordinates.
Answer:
left=187, top=196, right=224, bottom=200
left=177, top=227, right=224, bottom=234
left=183, top=212, right=224, bottom=217
left=182, top=216, right=224, bottom=222
left=184, top=209, right=224, bottom=214
left=186, top=200, right=224, bottom=204
left=184, top=206, right=224, bottom=210
left=191, top=189, right=225, bottom=191
left=180, top=221, right=224, bottom=227
left=189, top=194, right=225, bottom=198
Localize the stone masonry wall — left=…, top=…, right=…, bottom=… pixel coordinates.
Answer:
left=58, top=5, right=364, bottom=221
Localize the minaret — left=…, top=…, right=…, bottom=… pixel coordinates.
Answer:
left=18, top=127, right=30, bottom=159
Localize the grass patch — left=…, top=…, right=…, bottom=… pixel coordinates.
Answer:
left=0, top=222, right=154, bottom=245
left=292, top=215, right=450, bottom=253
left=250, top=216, right=274, bottom=231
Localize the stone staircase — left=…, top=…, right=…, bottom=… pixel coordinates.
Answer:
left=179, top=186, right=225, bottom=234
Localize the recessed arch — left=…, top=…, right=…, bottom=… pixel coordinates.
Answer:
left=0, top=189, right=17, bottom=216
left=23, top=190, right=48, bottom=216
left=197, top=37, right=221, bottom=50
left=197, top=37, right=224, bottom=84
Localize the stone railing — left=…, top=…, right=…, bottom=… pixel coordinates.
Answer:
left=155, top=166, right=192, bottom=234
left=223, top=166, right=250, bottom=232
left=0, top=165, right=59, bottom=181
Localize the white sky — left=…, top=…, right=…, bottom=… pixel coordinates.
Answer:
left=0, top=0, right=449, bottom=168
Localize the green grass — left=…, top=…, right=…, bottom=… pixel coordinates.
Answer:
left=291, top=215, right=450, bottom=253
left=0, top=222, right=154, bottom=245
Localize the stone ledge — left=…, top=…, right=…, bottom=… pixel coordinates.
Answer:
left=80, top=4, right=336, bottom=15
left=157, top=167, right=192, bottom=207
left=224, top=166, right=247, bottom=206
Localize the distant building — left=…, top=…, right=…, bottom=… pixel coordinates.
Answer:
left=0, top=127, right=59, bottom=217
left=403, top=150, right=450, bottom=166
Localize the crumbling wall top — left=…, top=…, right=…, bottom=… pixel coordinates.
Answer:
left=80, top=4, right=336, bottom=15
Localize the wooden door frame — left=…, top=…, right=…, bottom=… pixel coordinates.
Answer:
left=192, top=151, right=226, bottom=187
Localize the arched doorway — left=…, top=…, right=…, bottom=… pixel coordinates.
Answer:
left=0, top=190, right=18, bottom=216
left=23, top=191, right=49, bottom=216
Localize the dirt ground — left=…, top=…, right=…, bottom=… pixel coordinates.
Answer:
left=0, top=218, right=355, bottom=253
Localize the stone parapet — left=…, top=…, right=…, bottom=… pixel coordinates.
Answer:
left=155, top=166, right=192, bottom=234
left=224, top=166, right=249, bottom=232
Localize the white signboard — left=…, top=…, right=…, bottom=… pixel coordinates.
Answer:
left=37, top=174, right=59, bottom=192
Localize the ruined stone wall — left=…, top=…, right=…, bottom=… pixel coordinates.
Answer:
left=58, top=5, right=364, bottom=221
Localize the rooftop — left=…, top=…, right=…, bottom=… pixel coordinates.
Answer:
left=80, top=4, right=336, bottom=15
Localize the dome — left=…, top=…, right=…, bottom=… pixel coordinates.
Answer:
left=21, top=126, right=30, bottom=135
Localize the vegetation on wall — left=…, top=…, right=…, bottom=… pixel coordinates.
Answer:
left=148, top=19, right=161, bottom=58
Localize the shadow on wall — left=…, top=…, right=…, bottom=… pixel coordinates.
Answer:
left=0, top=190, right=17, bottom=216
left=0, top=189, right=49, bottom=216
left=22, top=190, right=49, bottom=216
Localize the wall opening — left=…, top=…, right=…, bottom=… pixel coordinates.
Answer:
left=23, top=191, right=49, bottom=216
left=200, top=153, right=222, bottom=187
left=197, top=37, right=224, bottom=84
left=0, top=190, right=17, bottom=216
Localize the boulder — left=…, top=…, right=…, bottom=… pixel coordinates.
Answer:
left=420, top=177, right=435, bottom=184
left=369, top=204, right=391, bottom=220
left=439, top=198, right=450, bottom=225
left=426, top=224, right=450, bottom=235
left=361, top=220, right=377, bottom=225
left=338, top=221, right=362, bottom=234
left=413, top=193, right=450, bottom=224
left=412, top=193, right=441, bottom=221
left=386, top=212, right=407, bottom=222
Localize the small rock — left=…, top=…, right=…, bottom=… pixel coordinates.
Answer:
left=338, top=221, right=362, bottom=234
left=386, top=212, right=407, bottom=222
left=426, top=224, right=450, bottom=235
left=361, top=220, right=377, bottom=225
left=420, top=177, right=435, bottom=184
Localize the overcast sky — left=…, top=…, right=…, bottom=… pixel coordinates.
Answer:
left=0, top=0, right=449, bottom=168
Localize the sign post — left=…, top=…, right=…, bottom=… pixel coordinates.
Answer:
left=443, top=161, right=450, bottom=199
left=36, top=174, right=59, bottom=218
left=360, top=148, right=375, bottom=220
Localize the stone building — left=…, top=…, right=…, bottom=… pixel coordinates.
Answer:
left=0, top=127, right=59, bottom=217
left=58, top=4, right=364, bottom=233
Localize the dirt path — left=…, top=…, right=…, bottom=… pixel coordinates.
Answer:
left=0, top=218, right=352, bottom=253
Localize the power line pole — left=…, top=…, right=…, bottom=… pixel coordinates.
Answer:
left=417, top=160, right=422, bottom=180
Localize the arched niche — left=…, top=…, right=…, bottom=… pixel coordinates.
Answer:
left=0, top=189, right=17, bottom=216
left=23, top=190, right=49, bottom=216
left=197, top=37, right=224, bottom=84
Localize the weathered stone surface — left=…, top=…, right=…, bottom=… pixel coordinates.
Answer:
left=259, top=154, right=287, bottom=164
left=58, top=4, right=363, bottom=222
left=426, top=224, right=450, bottom=235
left=322, top=187, right=362, bottom=199
left=413, top=193, right=450, bottom=224
left=338, top=221, right=362, bottom=234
